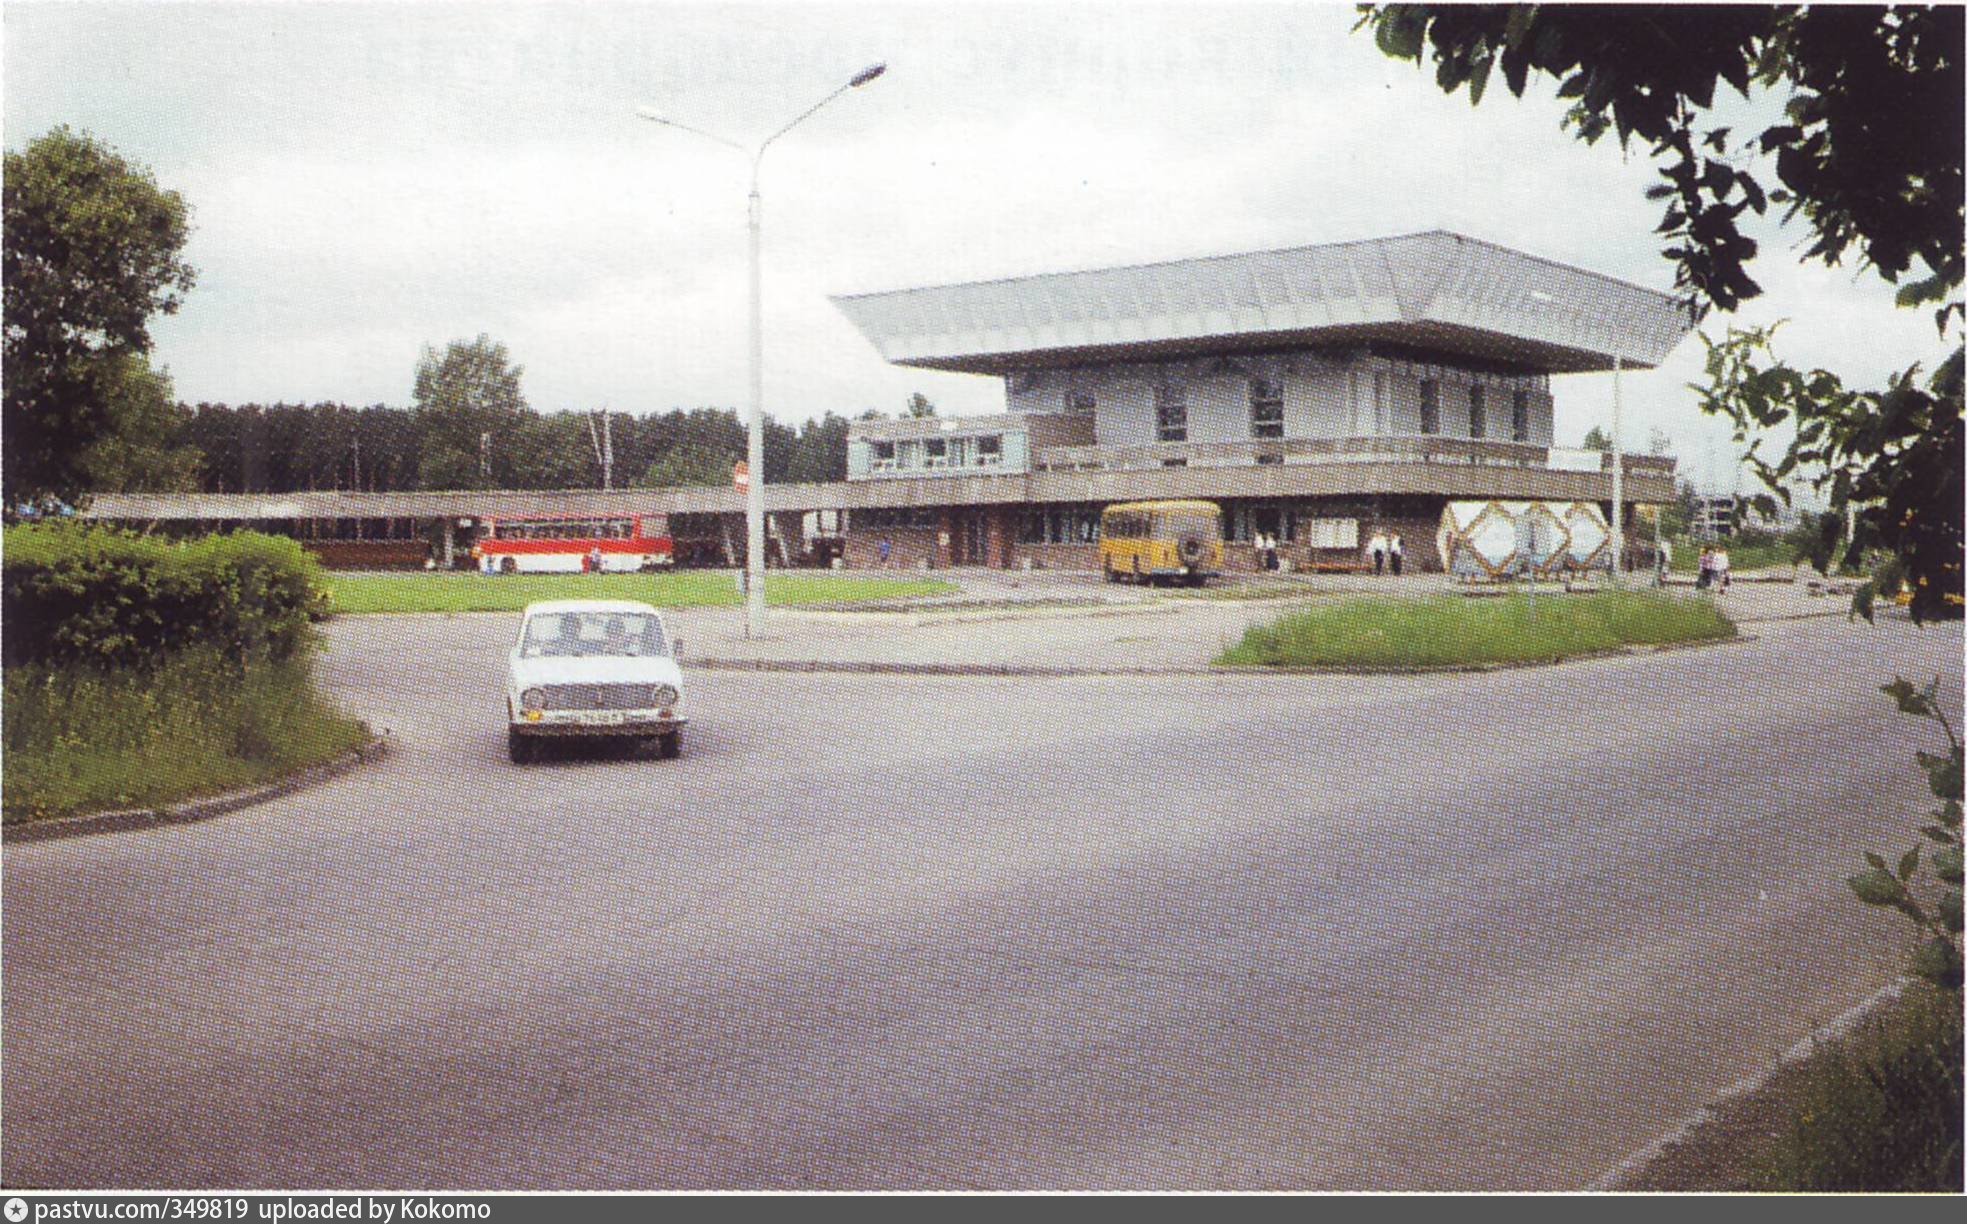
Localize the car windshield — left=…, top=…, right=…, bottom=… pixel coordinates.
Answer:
left=521, top=611, right=667, bottom=658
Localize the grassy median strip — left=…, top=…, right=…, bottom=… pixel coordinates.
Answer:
left=1216, top=590, right=1736, bottom=668
left=324, top=571, right=958, bottom=614
left=2, top=647, right=371, bottom=825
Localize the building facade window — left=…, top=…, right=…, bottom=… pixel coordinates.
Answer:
left=1249, top=378, right=1284, bottom=439
left=1155, top=383, right=1188, bottom=443
left=924, top=438, right=948, bottom=468
left=1065, top=389, right=1096, bottom=414
left=853, top=507, right=941, bottom=530
left=1420, top=379, right=1440, bottom=435
left=976, top=434, right=1003, bottom=465
left=1512, top=390, right=1530, bottom=443
left=1228, top=504, right=1294, bottom=543
left=1468, top=384, right=1486, bottom=439
left=871, top=440, right=896, bottom=471
left=1017, top=507, right=1102, bottom=544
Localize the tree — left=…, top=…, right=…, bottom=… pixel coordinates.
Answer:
left=641, top=444, right=740, bottom=489
left=1659, top=477, right=1702, bottom=539
left=785, top=412, right=853, bottom=484
left=71, top=353, right=200, bottom=494
left=411, top=335, right=528, bottom=490
left=905, top=392, right=937, bottom=418
left=508, top=411, right=596, bottom=490
left=1581, top=425, right=1612, bottom=451
left=357, top=404, right=421, bottom=492
left=1362, top=4, right=1962, bottom=620
left=3, top=127, right=197, bottom=507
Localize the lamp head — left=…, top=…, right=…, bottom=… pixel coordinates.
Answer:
left=849, top=63, right=887, bottom=88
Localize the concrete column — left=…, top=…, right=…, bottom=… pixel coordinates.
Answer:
left=987, top=506, right=1013, bottom=568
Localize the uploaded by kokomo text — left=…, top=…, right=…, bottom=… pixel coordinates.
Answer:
left=5, top=1201, right=491, bottom=1224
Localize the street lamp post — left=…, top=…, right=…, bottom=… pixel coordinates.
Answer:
left=640, top=62, right=886, bottom=639
left=1611, top=354, right=1624, bottom=583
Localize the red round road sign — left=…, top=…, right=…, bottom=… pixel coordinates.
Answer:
left=733, top=461, right=750, bottom=493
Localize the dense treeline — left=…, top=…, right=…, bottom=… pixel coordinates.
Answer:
left=168, top=401, right=859, bottom=494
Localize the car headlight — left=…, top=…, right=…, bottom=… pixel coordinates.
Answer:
left=521, top=688, right=546, bottom=712
left=654, top=685, right=679, bottom=710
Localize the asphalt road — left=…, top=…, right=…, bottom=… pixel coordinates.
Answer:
left=4, top=609, right=1960, bottom=1189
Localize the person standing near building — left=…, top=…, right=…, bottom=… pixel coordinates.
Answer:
left=1696, top=545, right=1714, bottom=591
left=587, top=545, right=604, bottom=575
left=1656, top=536, right=1673, bottom=586
left=1716, top=545, right=1731, bottom=592
left=1369, top=530, right=1388, bottom=576
left=877, top=538, right=892, bottom=569
left=1389, top=534, right=1405, bottom=577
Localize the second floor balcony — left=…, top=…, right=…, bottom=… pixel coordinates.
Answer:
left=1031, top=434, right=1674, bottom=481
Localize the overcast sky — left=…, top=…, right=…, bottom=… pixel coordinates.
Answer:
left=4, top=0, right=1939, bottom=492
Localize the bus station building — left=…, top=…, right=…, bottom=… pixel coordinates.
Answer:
left=87, top=231, right=1689, bottom=574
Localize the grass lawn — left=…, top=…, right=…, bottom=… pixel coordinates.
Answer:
left=2, top=648, right=371, bottom=824
left=325, top=571, right=958, bottom=614
left=1667, top=536, right=1800, bottom=573
left=1216, top=589, right=1736, bottom=668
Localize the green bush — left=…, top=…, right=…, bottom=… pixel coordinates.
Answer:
left=1, top=646, right=369, bottom=823
left=2, top=523, right=327, bottom=668
left=1846, top=676, right=1964, bottom=992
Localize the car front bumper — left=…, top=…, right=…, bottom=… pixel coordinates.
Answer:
left=511, top=713, right=687, bottom=737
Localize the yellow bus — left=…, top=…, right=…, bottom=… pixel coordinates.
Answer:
left=1100, top=500, right=1224, bottom=586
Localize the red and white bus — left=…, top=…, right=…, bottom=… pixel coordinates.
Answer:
left=471, top=515, right=674, bottom=574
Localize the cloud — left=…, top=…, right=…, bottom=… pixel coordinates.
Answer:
left=11, top=0, right=1943, bottom=491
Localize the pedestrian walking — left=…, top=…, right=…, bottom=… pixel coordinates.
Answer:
left=1369, top=531, right=1388, bottom=576
left=877, top=538, right=892, bottom=569
left=1389, top=534, right=1405, bottom=577
left=587, top=545, right=604, bottom=575
left=1716, top=545, right=1731, bottom=592
left=1656, top=537, right=1673, bottom=587
left=1696, top=545, right=1714, bottom=591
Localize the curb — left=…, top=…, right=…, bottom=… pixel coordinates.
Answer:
left=1732, top=607, right=1866, bottom=625
left=2, top=736, right=390, bottom=846
left=692, top=632, right=1755, bottom=679
left=775, top=601, right=1171, bottom=627
left=1590, top=976, right=1914, bottom=1192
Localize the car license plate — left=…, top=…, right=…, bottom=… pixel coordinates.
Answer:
left=579, top=711, right=627, bottom=726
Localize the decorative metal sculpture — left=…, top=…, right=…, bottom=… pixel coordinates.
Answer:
left=1438, top=500, right=1612, bottom=581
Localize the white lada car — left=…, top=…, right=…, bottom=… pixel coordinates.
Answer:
left=506, top=599, right=686, bottom=763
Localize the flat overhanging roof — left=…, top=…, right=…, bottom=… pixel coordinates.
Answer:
left=832, top=230, right=1694, bottom=375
